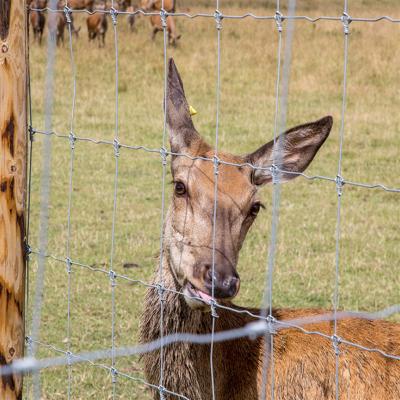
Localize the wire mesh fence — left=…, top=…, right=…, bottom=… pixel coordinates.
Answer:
left=10, top=0, right=400, bottom=399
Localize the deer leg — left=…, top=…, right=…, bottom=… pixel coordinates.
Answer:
left=151, top=27, right=159, bottom=41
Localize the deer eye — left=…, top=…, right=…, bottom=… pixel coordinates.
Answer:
left=174, top=181, right=187, bottom=196
left=249, top=202, right=263, bottom=217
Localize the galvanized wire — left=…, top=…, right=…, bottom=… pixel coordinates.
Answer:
left=12, top=304, right=400, bottom=381
left=29, top=1, right=58, bottom=397
left=28, top=6, right=400, bottom=24
left=24, top=4, right=400, bottom=400
left=209, top=6, right=223, bottom=400
left=30, top=128, right=400, bottom=194
left=154, top=2, right=170, bottom=398
left=332, top=4, right=351, bottom=399
left=108, top=5, right=120, bottom=398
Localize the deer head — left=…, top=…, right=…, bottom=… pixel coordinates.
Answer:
left=164, top=58, right=333, bottom=311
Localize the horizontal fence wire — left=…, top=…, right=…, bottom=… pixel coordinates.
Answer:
left=21, top=4, right=400, bottom=400
left=24, top=248, right=400, bottom=361
left=28, top=7, right=400, bottom=23
left=29, top=128, right=400, bottom=193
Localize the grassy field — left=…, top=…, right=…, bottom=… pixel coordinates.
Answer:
left=26, top=0, right=399, bottom=398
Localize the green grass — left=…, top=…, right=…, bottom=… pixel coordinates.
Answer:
left=26, top=1, right=399, bottom=398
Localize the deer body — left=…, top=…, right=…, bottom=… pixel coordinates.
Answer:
left=29, top=0, right=46, bottom=45
left=142, top=264, right=400, bottom=400
left=139, top=59, right=400, bottom=399
left=87, top=10, right=108, bottom=47
left=150, top=15, right=181, bottom=47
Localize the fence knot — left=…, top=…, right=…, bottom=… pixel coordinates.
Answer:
left=113, top=138, right=120, bottom=157
left=109, top=270, right=117, bottom=286
left=63, top=6, right=72, bottom=24
left=331, top=334, right=342, bottom=355
left=25, top=336, right=33, bottom=347
left=341, top=12, right=352, bottom=35
left=270, top=164, right=280, bottom=184
left=25, top=243, right=32, bottom=258
left=66, top=350, right=72, bottom=366
left=160, top=9, right=168, bottom=28
left=156, top=283, right=165, bottom=302
left=214, top=10, right=223, bottom=30
left=160, top=147, right=168, bottom=165
left=110, top=367, right=118, bottom=383
left=210, top=299, right=219, bottom=318
left=158, top=385, right=166, bottom=400
left=110, top=8, right=118, bottom=25
left=274, top=11, right=284, bottom=32
left=65, top=257, right=72, bottom=274
left=28, top=125, right=35, bottom=142
left=266, top=314, right=277, bottom=334
left=69, top=132, right=76, bottom=149
left=213, top=155, right=220, bottom=176
left=335, top=175, right=345, bottom=196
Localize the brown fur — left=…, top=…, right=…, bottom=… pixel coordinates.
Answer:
left=139, top=59, right=400, bottom=399
left=47, top=5, right=80, bottom=47
left=126, top=5, right=136, bottom=32
left=141, top=0, right=175, bottom=12
left=29, top=0, right=46, bottom=45
left=150, top=15, right=181, bottom=47
left=67, top=0, right=94, bottom=11
left=86, top=9, right=108, bottom=48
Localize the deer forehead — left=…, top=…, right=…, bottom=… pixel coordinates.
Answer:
left=173, top=152, right=257, bottom=212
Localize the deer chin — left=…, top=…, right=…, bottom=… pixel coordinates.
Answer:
left=182, top=281, right=213, bottom=311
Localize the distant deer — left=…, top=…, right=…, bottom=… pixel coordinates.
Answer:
left=126, top=5, right=136, bottom=32
left=86, top=7, right=108, bottom=47
left=139, top=59, right=400, bottom=400
left=29, top=0, right=46, bottom=45
left=65, top=0, right=94, bottom=11
left=150, top=15, right=181, bottom=46
left=48, top=3, right=81, bottom=46
left=141, top=0, right=175, bottom=12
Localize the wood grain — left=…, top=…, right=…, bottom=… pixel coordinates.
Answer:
left=0, top=0, right=27, bottom=397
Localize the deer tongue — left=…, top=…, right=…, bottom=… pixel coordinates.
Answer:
left=196, top=289, right=213, bottom=304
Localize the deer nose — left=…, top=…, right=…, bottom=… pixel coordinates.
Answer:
left=204, top=267, right=240, bottom=299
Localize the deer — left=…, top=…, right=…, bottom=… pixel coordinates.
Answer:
left=141, top=0, right=175, bottom=12
left=47, top=2, right=81, bottom=46
left=139, top=58, right=400, bottom=400
left=29, top=0, right=46, bottom=45
left=150, top=14, right=181, bottom=47
left=86, top=7, right=108, bottom=48
left=65, top=0, right=95, bottom=11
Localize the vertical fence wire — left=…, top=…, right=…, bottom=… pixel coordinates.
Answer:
left=260, top=1, right=296, bottom=398
left=22, top=2, right=400, bottom=399
left=29, top=1, right=58, bottom=398
left=108, top=3, right=120, bottom=398
left=333, top=1, right=351, bottom=399
left=25, top=9, right=34, bottom=398
left=64, top=4, right=77, bottom=398
left=209, top=2, right=223, bottom=400
left=157, top=1, right=169, bottom=398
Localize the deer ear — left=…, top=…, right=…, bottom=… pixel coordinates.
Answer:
left=166, top=58, right=200, bottom=154
left=247, top=116, right=333, bottom=186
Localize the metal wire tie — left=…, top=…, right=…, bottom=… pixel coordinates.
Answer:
left=64, top=6, right=72, bottom=24
left=214, top=10, right=223, bottom=30
left=275, top=11, right=284, bottom=32
left=341, top=12, right=352, bottom=35
left=335, top=175, right=345, bottom=197
left=210, top=299, right=219, bottom=318
left=110, top=7, right=118, bottom=26
left=160, top=9, right=168, bottom=28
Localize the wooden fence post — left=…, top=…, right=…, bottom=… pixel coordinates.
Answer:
left=0, top=0, right=27, bottom=397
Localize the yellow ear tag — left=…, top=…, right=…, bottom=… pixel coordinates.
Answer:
left=189, top=105, right=198, bottom=116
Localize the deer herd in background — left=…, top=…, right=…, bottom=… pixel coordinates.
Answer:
left=28, top=0, right=180, bottom=47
